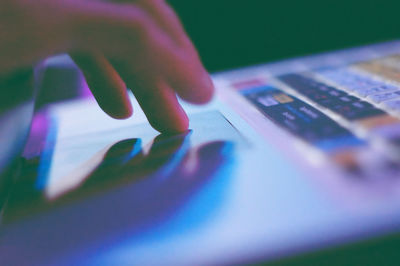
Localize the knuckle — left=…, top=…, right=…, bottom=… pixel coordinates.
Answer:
left=1, top=0, right=25, bottom=21
left=123, top=6, right=151, bottom=35
left=2, top=0, right=20, bottom=13
left=146, top=0, right=166, bottom=8
left=124, top=7, right=159, bottom=47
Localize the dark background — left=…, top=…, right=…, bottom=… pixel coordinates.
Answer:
left=169, top=0, right=400, bottom=72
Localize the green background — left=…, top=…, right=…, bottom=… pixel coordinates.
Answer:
left=170, top=0, right=400, bottom=72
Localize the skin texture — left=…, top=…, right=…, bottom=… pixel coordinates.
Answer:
left=0, top=0, right=214, bottom=133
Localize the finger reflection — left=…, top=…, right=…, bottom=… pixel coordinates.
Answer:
left=3, top=129, right=235, bottom=229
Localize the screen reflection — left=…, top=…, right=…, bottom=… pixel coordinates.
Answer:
left=3, top=130, right=235, bottom=230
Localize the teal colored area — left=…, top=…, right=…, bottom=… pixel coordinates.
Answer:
left=170, top=0, right=400, bottom=72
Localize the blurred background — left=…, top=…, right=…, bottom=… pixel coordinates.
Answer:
left=169, top=0, right=400, bottom=72
left=17, top=0, right=400, bottom=166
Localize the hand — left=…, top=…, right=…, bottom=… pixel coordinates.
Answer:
left=0, top=0, right=214, bottom=133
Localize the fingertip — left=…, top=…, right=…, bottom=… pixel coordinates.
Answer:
left=153, top=114, right=189, bottom=134
left=96, top=84, right=134, bottom=120
left=150, top=105, right=189, bottom=134
left=172, top=111, right=190, bottom=133
left=106, top=101, right=133, bottom=120
left=177, top=71, right=215, bottom=104
left=193, top=72, right=215, bottom=104
left=91, top=83, right=134, bottom=120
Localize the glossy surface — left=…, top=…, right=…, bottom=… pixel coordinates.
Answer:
left=5, top=42, right=400, bottom=265
left=0, top=68, right=36, bottom=208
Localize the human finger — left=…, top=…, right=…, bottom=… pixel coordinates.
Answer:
left=70, top=52, right=133, bottom=119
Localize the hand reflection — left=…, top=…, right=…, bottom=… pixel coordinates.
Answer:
left=73, top=131, right=193, bottom=196
left=4, top=131, right=235, bottom=228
